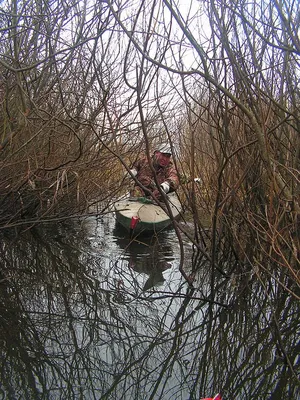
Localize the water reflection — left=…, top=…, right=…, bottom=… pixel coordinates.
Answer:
left=113, top=227, right=174, bottom=291
left=0, top=217, right=299, bottom=399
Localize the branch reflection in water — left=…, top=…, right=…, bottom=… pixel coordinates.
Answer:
left=0, top=215, right=299, bottom=399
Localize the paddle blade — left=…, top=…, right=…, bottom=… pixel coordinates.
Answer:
left=130, top=216, right=140, bottom=230
left=213, top=395, right=222, bottom=400
left=201, top=394, right=222, bottom=400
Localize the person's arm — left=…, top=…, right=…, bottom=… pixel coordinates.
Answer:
left=128, top=157, right=143, bottom=177
left=161, top=165, right=179, bottom=193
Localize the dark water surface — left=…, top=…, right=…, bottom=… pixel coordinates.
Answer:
left=0, top=213, right=299, bottom=399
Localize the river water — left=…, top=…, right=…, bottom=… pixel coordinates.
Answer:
left=0, top=212, right=299, bottom=399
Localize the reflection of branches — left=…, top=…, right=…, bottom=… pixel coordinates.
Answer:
left=0, top=221, right=299, bottom=398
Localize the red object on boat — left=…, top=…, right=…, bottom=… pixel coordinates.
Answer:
left=201, top=394, right=222, bottom=400
left=130, top=216, right=140, bottom=230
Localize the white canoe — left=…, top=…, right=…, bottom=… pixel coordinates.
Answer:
left=114, top=192, right=182, bottom=235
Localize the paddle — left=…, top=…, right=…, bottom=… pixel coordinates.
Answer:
left=129, top=215, right=140, bottom=238
left=201, top=394, right=222, bottom=400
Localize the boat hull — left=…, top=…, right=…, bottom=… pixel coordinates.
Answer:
left=114, top=193, right=182, bottom=234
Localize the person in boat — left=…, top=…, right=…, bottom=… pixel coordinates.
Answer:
left=128, top=144, right=179, bottom=199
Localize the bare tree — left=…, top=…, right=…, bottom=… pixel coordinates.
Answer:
left=102, top=0, right=299, bottom=288
left=0, top=0, right=298, bottom=289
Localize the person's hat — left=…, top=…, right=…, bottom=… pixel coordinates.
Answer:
left=155, top=143, right=172, bottom=154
